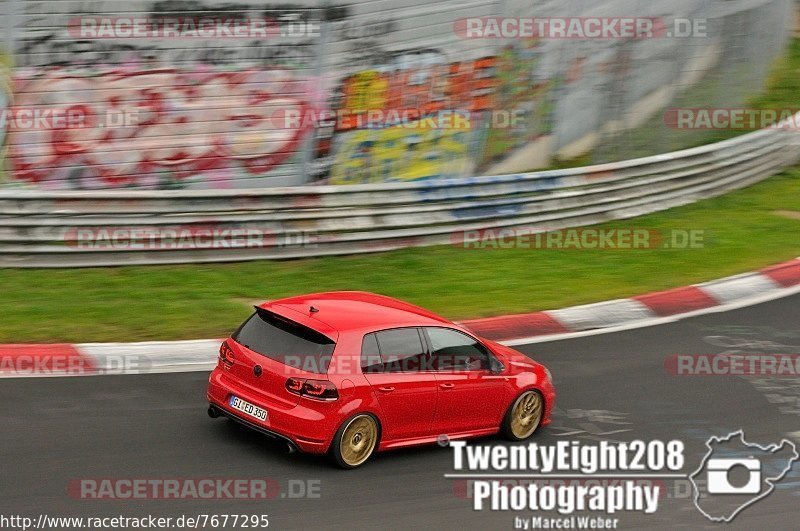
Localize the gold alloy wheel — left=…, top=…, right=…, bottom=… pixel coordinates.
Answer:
left=339, top=415, right=378, bottom=467
left=510, top=391, right=542, bottom=439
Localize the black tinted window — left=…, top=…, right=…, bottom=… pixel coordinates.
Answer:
left=233, top=308, right=335, bottom=373
left=426, top=328, right=489, bottom=371
left=367, top=328, right=428, bottom=373
left=361, top=333, right=383, bottom=373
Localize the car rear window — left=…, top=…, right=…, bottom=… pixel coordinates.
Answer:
left=233, top=308, right=336, bottom=373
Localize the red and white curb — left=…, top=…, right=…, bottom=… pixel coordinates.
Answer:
left=1, top=258, right=799, bottom=378
left=0, top=339, right=223, bottom=378
left=465, top=257, right=800, bottom=344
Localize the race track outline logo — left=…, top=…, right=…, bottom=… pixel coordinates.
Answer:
left=689, top=430, right=798, bottom=522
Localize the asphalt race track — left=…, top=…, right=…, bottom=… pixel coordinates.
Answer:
left=1, top=293, right=799, bottom=530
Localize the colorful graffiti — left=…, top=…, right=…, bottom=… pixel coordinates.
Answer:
left=337, top=54, right=496, bottom=124
left=328, top=52, right=497, bottom=184
left=7, top=67, right=310, bottom=189
left=330, top=126, right=474, bottom=184
left=4, top=1, right=556, bottom=189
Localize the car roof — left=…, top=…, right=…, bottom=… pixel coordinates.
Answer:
left=258, top=291, right=455, bottom=335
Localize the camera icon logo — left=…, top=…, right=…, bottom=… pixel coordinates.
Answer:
left=690, top=430, right=799, bottom=522
left=706, top=457, right=761, bottom=494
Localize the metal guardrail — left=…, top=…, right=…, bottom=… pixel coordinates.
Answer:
left=1, top=115, right=799, bottom=268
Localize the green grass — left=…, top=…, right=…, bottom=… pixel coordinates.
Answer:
left=0, top=168, right=798, bottom=343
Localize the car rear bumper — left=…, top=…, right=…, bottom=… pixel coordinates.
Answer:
left=207, top=403, right=300, bottom=452
left=207, top=368, right=334, bottom=454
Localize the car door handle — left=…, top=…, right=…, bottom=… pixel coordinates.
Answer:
left=439, top=383, right=455, bottom=390
left=378, top=386, right=395, bottom=393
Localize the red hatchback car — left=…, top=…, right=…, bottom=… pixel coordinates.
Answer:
left=207, top=292, right=554, bottom=468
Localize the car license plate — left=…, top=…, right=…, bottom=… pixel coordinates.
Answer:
left=229, top=395, right=267, bottom=421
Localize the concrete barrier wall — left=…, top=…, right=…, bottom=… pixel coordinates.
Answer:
left=1, top=0, right=793, bottom=190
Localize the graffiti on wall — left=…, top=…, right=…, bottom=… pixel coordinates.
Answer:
left=7, top=67, right=311, bottom=188
left=327, top=51, right=498, bottom=184
left=5, top=0, right=324, bottom=189
left=329, top=125, right=475, bottom=184
left=4, top=0, right=555, bottom=188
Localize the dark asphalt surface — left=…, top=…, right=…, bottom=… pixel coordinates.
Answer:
left=1, top=293, right=799, bottom=530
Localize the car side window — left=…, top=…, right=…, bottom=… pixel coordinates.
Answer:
left=361, top=328, right=427, bottom=373
left=426, top=327, right=490, bottom=371
left=361, top=333, right=383, bottom=373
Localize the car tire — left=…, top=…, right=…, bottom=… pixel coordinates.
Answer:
left=501, top=390, right=544, bottom=441
left=330, top=413, right=380, bottom=469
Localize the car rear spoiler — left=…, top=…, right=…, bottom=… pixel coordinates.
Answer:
left=253, top=305, right=338, bottom=343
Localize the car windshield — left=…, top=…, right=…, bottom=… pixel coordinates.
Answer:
left=232, top=307, right=336, bottom=373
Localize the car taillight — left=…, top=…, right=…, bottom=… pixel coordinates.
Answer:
left=219, top=341, right=235, bottom=367
left=286, top=377, right=304, bottom=393
left=285, top=377, right=338, bottom=401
